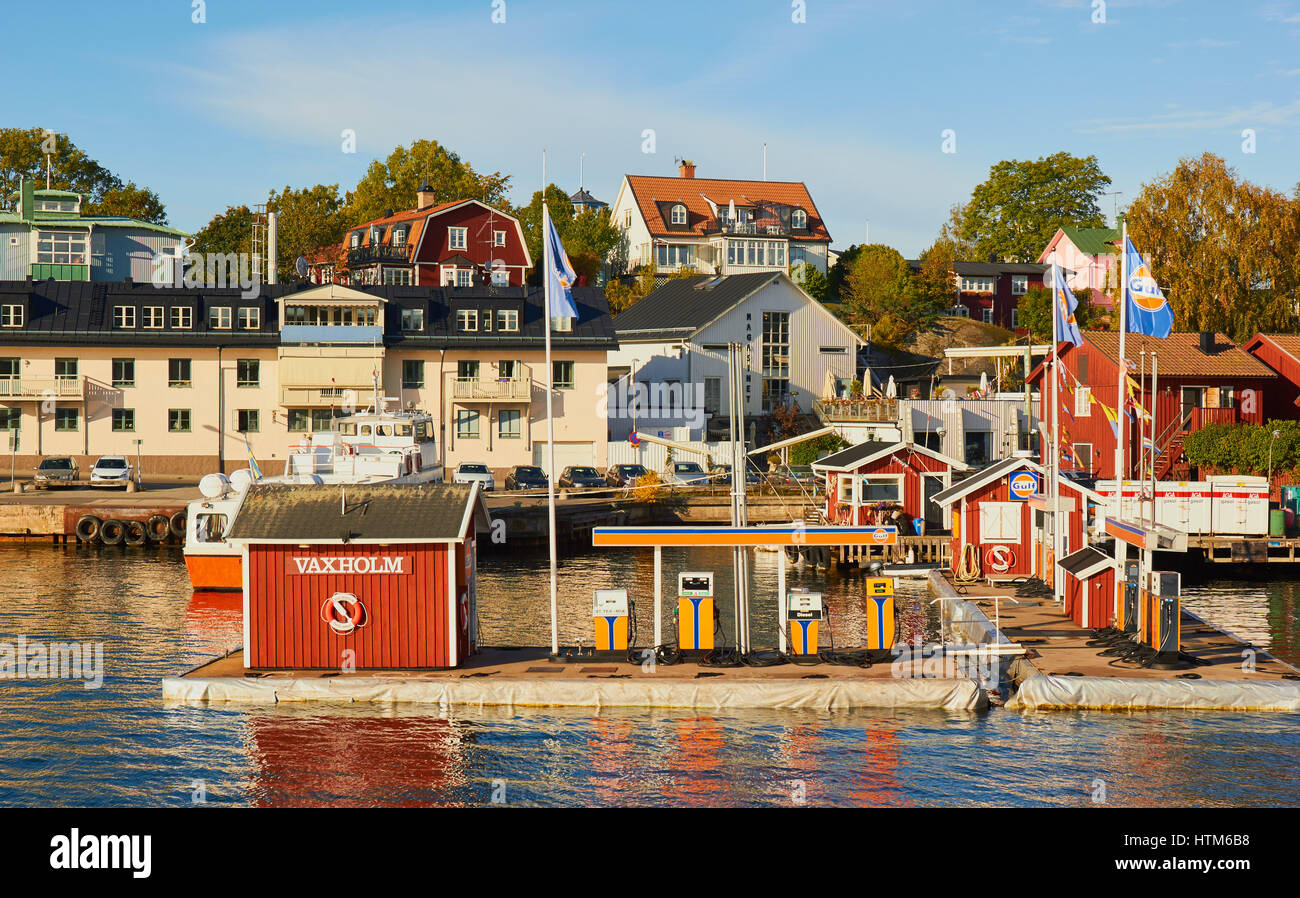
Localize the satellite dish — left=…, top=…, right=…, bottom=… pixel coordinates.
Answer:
left=295, top=256, right=309, bottom=279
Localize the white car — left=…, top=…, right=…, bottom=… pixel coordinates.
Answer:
left=663, top=461, right=710, bottom=486
left=453, top=463, right=495, bottom=491
left=89, top=455, right=133, bottom=489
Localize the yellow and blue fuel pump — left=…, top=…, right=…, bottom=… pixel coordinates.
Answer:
left=785, top=588, right=823, bottom=657
left=677, top=572, right=714, bottom=652
left=864, top=576, right=896, bottom=660
left=1117, top=559, right=1139, bottom=634
left=1148, top=570, right=1182, bottom=670
left=593, top=589, right=629, bottom=653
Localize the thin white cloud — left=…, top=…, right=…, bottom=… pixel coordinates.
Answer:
left=1077, top=99, right=1300, bottom=133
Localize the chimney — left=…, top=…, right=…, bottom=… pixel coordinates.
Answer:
left=678, top=160, right=695, bottom=179
left=266, top=211, right=278, bottom=285
left=1199, top=331, right=1214, bottom=354
left=416, top=180, right=436, bottom=209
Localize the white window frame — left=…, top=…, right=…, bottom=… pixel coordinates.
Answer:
left=1011, top=275, right=1028, bottom=295
left=35, top=229, right=88, bottom=265
left=0, top=305, right=22, bottom=328
left=982, top=308, right=994, bottom=324
left=142, top=306, right=164, bottom=329
left=791, top=208, right=807, bottom=229
left=1074, top=442, right=1093, bottom=472
left=961, top=277, right=995, bottom=293
left=859, top=474, right=902, bottom=503
left=1010, top=308, right=1019, bottom=329
left=671, top=204, right=687, bottom=225
left=171, top=307, right=193, bottom=329
left=979, top=501, right=1022, bottom=543
left=113, top=306, right=136, bottom=329
left=1075, top=385, right=1091, bottom=417
left=497, top=309, right=519, bottom=331
left=238, top=307, right=260, bottom=329
left=457, top=309, right=478, bottom=331
left=493, top=230, right=506, bottom=246
left=449, top=227, right=467, bottom=250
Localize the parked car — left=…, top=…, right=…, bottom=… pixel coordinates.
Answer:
left=605, top=463, right=648, bottom=487
left=769, top=464, right=816, bottom=488
left=663, top=461, right=709, bottom=486
left=710, top=463, right=762, bottom=486
left=558, top=466, right=606, bottom=489
left=33, top=456, right=79, bottom=489
left=453, top=463, right=495, bottom=491
left=505, top=465, right=548, bottom=490
left=89, top=455, right=133, bottom=489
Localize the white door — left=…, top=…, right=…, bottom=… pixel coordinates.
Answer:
left=533, top=442, right=595, bottom=476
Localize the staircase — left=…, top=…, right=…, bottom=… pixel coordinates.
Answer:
left=1153, top=412, right=1193, bottom=480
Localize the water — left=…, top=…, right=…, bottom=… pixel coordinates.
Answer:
left=0, top=544, right=1296, bottom=807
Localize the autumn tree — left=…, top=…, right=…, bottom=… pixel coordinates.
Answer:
left=826, top=243, right=863, bottom=303
left=1126, top=152, right=1300, bottom=341
left=960, top=152, right=1111, bottom=262
left=914, top=238, right=959, bottom=311
left=1014, top=285, right=1100, bottom=341
left=790, top=262, right=829, bottom=302
left=844, top=244, right=922, bottom=345
left=344, top=139, right=510, bottom=224
left=0, top=127, right=168, bottom=223
left=517, top=183, right=621, bottom=284
left=191, top=205, right=255, bottom=258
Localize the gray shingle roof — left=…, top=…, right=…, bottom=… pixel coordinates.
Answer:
left=227, top=482, right=488, bottom=542
left=810, top=440, right=896, bottom=469
left=612, top=272, right=780, bottom=340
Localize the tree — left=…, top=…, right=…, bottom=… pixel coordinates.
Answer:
left=790, top=262, right=828, bottom=302
left=0, top=128, right=168, bottom=223
left=267, top=184, right=346, bottom=282
left=518, top=183, right=621, bottom=283
left=938, top=202, right=977, bottom=257
left=915, top=238, right=959, bottom=311
left=190, top=205, right=255, bottom=259
left=343, top=139, right=510, bottom=225
left=604, top=266, right=658, bottom=314
left=1126, top=153, right=1300, bottom=341
left=844, top=244, right=920, bottom=344
left=1014, top=285, right=1100, bottom=341
left=826, top=243, right=863, bottom=303
left=960, top=152, right=1111, bottom=262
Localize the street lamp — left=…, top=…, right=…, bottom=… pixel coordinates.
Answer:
left=1268, top=429, right=1282, bottom=484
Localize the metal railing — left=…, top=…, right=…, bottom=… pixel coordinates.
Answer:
left=813, top=397, right=898, bottom=423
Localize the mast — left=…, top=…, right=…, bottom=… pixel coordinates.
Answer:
left=1051, top=260, right=1063, bottom=604
left=1115, top=218, right=1129, bottom=596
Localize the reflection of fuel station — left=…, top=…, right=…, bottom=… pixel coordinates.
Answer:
left=581, top=526, right=903, bottom=666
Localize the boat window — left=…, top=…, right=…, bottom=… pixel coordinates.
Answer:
left=360, top=425, right=371, bottom=435
left=397, top=424, right=412, bottom=436
left=195, top=514, right=228, bottom=543
left=376, top=425, right=391, bottom=436
left=415, top=422, right=430, bottom=441
left=339, top=423, right=356, bottom=435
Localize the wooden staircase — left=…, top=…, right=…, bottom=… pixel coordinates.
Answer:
left=1153, top=412, right=1193, bottom=480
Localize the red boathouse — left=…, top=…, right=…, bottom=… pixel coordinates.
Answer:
left=228, top=482, right=490, bottom=670
left=810, top=439, right=968, bottom=531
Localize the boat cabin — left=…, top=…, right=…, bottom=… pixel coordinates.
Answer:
left=287, top=401, right=440, bottom=482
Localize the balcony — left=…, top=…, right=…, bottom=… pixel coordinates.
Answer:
left=347, top=245, right=410, bottom=265
left=0, top=376, right=87, bottom=401
left=813, top=398, right=899, bottom=424
left=279, top=386, right=369, bottom=407
left=452, top=377, right=532, bottom=403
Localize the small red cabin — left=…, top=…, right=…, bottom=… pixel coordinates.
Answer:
left=229, top=482, right=490, bottom=670
left=1059, top=546, right=1116, bottom=629
left=933, top=457, right=1101, bottom=581
left=811, top=440, right=967, bottom=532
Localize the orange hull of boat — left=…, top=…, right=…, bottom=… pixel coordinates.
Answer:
left=185, top=555, right=243, bottom=592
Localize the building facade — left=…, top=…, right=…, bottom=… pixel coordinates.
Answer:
left=1038, top=227, right=1118, bottom=302
left=907, top=260, right=1048, bottom=330
left=0, top=280, right=615, bottom=478
left=309, top=188, right=531, bottom=289
left=609, top=163, right=832, bottom=277
left=0, top=180, right=189, bottom=283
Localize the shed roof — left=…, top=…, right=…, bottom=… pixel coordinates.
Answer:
left=810, top=439, right=968, bottom=472
left=226, top=482, right=490, bottom=543
left=1058, top=546, right=1115, bottom=580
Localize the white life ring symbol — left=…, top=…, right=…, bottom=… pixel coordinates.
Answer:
left=986, top=545, right=1015, bottom=573
left=321, top=592, right=366, bottom=635
left=458, top=591, right=469, bottom=632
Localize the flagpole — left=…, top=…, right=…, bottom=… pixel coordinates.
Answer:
left=1117, top=220, right=1128, bottom=486
left=542, top=156, right=560, bottom=658
left=1051, top=261, right=1063, bottom=604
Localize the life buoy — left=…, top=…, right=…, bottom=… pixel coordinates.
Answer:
left=458, top=591, right=469, bottom=633
left=986, top=544, right=1016, bottom=573
left=320, top=593, right=367, bottom=635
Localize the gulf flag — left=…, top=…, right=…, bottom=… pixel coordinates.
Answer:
left=1124, top=237, right=1172, bottom=338
left=1051, top=263, right=1084, bottom=346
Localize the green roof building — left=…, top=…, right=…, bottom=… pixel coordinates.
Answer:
left=0, top=179, right=189, bottom=283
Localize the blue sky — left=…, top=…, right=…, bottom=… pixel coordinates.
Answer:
left=7, top=0, right=1300, bottom=255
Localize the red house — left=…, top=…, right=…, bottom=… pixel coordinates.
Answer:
left=932, top=457, right=1100, bottom=582
left=1242, top=333, right=1300, bottom=421
left=810, top=440, right=968, bottom=531
left=906, top=260, right=1047, bottom=331
left=1058, top=546, right=1116, bottom=630
left=1029, top=331, right=1274, bottom=480
left=228, top=482, right=490, bottom=670
left=309, top=185, right=531, bottom=288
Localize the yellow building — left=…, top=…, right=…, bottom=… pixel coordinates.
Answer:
left=0, top=280, right=616, bottom=477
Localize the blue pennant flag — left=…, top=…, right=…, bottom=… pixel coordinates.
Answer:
left=1052, top=263, right=1083, bottom=346
left=1124, top=237, right=1172, bottom=338
left=543, top=205, right=580, bottom=321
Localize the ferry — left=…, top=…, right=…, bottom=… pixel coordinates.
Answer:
left=183, top=399, right=443, bottom=591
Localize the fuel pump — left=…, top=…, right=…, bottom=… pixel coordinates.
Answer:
left=785, top=588, right=823, bottom=658
left=1148, top=571, right=1183, bottom=670
left=593, top=589, right=629, bottom=654
left=1120, top=559, right=1139, bottom=634
left=864, top=576, right=897, bottom=662
left=677, top=572, right=714, bottom=655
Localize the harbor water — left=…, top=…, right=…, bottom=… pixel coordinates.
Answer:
left=0, top=544, right=1297, bottom=807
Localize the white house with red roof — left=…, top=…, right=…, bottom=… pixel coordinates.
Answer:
left=608, top=162, right=832, bottom=276
left=309, top=182, right=531, bottom=288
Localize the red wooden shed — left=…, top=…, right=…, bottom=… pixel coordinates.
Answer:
left=1058, top=546, right=1116, bottom=629
left=810, top=440, right=968, bottom=531
left=228, top=482, right=490, bottom=670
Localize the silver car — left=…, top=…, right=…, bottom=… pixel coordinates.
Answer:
left=89, top=455, right=133, bottom=489
left=33, top=456, right=79, bottom=489
left=663, top=461, right=710, bottom=486
left=452, top=463, right=495, bottom=491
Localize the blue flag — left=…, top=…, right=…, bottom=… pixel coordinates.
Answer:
left=543, top=205, right=579, bottom=321
left=1123, top=237, right=1172, bottom=338
left=1052, top=263, right=1084, bottom=346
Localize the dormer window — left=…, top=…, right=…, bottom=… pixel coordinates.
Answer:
left=350, top=232, right=360, bottom=249
left=449, top=227, right=467, bottom=250
left=393, top=228, right=406, bottom=248
left=370, top=226, right=382, bottom=245
left=791, top=208, right=807, bottom=230
left=457, top=309, right=478, bottom=331
left=670, top=204, right=687, bottom=225
left=1, top=305, right=23, bottom=328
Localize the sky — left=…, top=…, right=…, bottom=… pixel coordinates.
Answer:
left=6, top=0, right=1300, bottom=256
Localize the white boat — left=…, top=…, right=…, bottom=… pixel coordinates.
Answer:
left=183, top=398, right=443, bottom=591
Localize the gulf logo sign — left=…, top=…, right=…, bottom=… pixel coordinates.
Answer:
left=1127, top=264, right=1166, bottom=312
left=1009, top=471, right=1040, bottom=501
